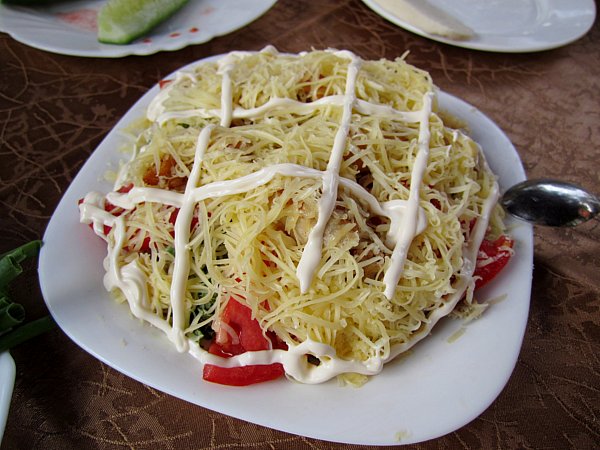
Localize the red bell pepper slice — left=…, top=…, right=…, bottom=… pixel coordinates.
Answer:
left=474, top=235, right=514, bottom=288
left=203, top=298, right=285, bottom=386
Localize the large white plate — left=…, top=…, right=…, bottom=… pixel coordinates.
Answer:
left=0, top=0, right=276, bottom=58
left=0, top=351, right=16, bottom=442
left=362, top=0, right=596, bottom=53
left=38, top=57, right=533, bottom=445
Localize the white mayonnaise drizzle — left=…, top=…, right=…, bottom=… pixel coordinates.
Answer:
left=216, top=56, right=234, bottom=128
left=169, top=125, right=215, bottom=352
left=296, top=51, right=361, bottom=293
left=79, top=48, right=499, bottom=383
left=149, top=96, right=424, bottom=127
left=382, top=91, right=433, bottom=299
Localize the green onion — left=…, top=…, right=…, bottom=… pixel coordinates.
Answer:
left=0, top=240, right=56, bottom=351
left=0, top=303, right=25, bottom=332
left=0, top=240, right=42, bottom=290
left=0, top=316, right=56, bottom=353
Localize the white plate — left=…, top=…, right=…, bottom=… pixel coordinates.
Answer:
left=362, top=0, right=596, bottom=53
left=0, top=0, right=276, bottom=58
left=38, top=57, right=533, bottom=445
left=0, top=351, right=16, bottom=442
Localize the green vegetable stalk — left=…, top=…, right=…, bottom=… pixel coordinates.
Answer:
left=0, top=240, right=55, bottom=352
left=0, top=302, right=25, bottom=331
left=0, top=316, right=55, bottom=353
left=0, top=240, right=41, bottom=289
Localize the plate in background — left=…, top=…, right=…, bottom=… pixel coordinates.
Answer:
left=0, top=0, right=276, bottom=57
left=362, top=0, right=596, bottom=52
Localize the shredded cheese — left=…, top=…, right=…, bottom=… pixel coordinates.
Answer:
left=80, top=48, right=507, bottom=384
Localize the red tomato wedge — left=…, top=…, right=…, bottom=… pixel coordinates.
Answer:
left=81, top=185, right=202, bottom=254
left=474, top=235, right=514, bottom=288
left=211, top=297, right=271, bottom=355
left=79, top=184, right=133, bottom=237
left=203, top=298, right=285, bottom=386
left=203, top=363, right=284, bottom=387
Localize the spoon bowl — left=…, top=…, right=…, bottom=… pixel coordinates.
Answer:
left=500, top=179, right=600, bottom=227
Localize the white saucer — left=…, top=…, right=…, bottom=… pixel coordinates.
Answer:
left=362, top=0, right=596, bottom=52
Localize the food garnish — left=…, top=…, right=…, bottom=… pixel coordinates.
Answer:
left=97, top=0, right=190, bottom=44
left=0, top=241, right=55, bottom=353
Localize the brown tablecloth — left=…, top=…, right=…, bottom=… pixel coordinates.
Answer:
left=1, top=0, right=599, bottom=448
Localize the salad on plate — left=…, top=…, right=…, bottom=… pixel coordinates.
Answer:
left=78, top=47, right=514, bottom=387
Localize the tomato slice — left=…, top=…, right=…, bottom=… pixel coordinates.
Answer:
left=79, top=184, right=133, bottom=237
left=203, top=298, right=285, bottom=386
left=474, top=235, right=514, bottom=288
left=203, top=362, right=284, bottom=387
left=82, top=185, right=202, bottom=254
left=168, top=208, right=199, bottom=237
left=159, top=79, right=172, bottom=89
left=106, top=185, right=151, bottom=253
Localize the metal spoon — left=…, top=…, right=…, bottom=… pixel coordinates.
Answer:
left=500, top=179, right=600, bottom=227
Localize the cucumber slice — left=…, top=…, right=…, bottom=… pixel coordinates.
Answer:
left=97, top=0, right=190, bottom=45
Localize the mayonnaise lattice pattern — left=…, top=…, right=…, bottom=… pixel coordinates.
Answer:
left=80, top=48, right=503, bottom=384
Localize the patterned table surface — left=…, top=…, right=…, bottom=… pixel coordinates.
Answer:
left=1, top=1, right=598, bottom=448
